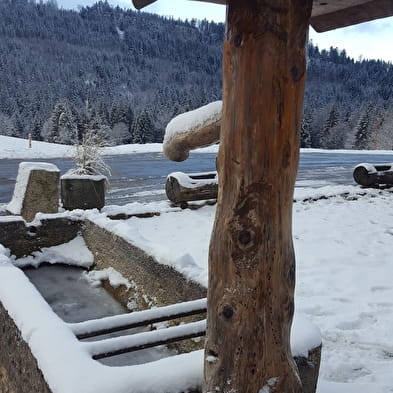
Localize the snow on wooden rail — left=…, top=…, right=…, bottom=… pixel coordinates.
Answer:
left=69, top=298, right=207, bottom=339
left=84, top=320, right=207, bottom=360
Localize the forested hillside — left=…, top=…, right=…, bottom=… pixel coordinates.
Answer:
left=1, top=0, right=393, bottom=148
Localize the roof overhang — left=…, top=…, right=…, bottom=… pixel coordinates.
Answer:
left=132, top=0, right=393, bottom=32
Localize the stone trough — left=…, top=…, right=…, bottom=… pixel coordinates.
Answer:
left=0, top=212, right=322, bottom=393
left=0, top=162, right=321, bottom=393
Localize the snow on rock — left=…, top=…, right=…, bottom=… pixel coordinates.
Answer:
left=0, top=215, right=24, bottom=223
left=85, top=267, right=133, bottom=290
left=89, top=206, right=214, bottom=287
left=164, top=101, right=222, bottom=142
left=6, top=162, right=59, bottom=215
left=12, top=235, right=94, bottom=269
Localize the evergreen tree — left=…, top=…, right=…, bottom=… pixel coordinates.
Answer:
left=132, top=109, right=155, bottom=144
left=43, top=100, right=77, bottom=144
left=300, top=112, right=312, bottom=148
left=355, top=105, right=373, bottom=149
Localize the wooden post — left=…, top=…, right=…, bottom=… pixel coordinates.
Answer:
left=204, top=1, right=312, bottom=393
left=28, top=133, right=32, bottom=148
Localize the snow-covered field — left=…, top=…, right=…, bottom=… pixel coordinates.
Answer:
left=1, top=135, right=393, bottom=392
left=2, top=134, right=393, bottom=160
left=0, top=135, right=218, bottom=159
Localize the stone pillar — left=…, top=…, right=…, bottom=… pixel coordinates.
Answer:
left=7, top=162, right=60, bottom=222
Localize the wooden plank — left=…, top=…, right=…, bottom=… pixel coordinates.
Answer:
left=133, top=0, right=226, bottom=9
left=311, top=0, right=393, bottom=32
left=70, top=298, right=207, bottom=339
left=312, top=0, right=370, bottom=17
left=133, top=0, right=393, bottom=33
left=85, top=320, right=207, bottom=360
left=132, top=0, right=157, bottom=10
left=203, top=1, right=313, bottom=393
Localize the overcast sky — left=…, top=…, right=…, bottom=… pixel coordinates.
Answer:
left=58, top=0, right=393, bottom=63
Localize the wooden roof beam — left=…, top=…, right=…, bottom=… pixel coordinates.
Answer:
left=311, top=0, right=393, bottom=32
left=133, top=0, right=393, bottom=32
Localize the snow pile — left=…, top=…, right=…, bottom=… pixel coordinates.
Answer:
left=6, top=162, right=59, bottom=215
left=13, top=236, right=94, bottom=269
left=164, top=101, right=222, bottom=143
left=86, top=267, right=133, bottom=290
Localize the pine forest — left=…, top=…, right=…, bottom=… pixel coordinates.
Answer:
left=1, top=0, right=393, bottom=149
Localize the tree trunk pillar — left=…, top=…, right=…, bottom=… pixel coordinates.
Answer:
left=204, top=1, right=312, bottom=393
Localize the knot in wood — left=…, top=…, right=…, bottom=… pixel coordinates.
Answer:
left=222, top=305, right=234, bottom=320
left=238, top=230, right=251, bottom=245
left=233, top=34, right=243, bottom=48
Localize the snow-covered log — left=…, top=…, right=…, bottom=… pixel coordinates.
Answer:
left=163, top=101, right=222, bottom=162
left=69, top=298, right=207, bottom=339
left=85, top=320, right=207, bottom=360
left=353, top=163, right=393, bottom=187
left=165, top=172, right=218, bottom=204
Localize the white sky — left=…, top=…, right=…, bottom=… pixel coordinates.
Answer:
left=58, top=0, right=393, bottom=63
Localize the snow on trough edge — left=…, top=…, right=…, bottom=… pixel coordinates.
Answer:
left=0, top=241, right=321, bottom=393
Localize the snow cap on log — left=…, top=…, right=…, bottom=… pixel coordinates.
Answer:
left=163, top=101, right=222, bottom=162
left=132, top=0, right=393, bottom=32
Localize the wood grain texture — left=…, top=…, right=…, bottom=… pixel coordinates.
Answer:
left=203, top=1, right=312, bottom=393
left=164, top=118, right=220, bottom=162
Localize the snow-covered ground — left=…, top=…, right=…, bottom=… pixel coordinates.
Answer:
left=2, top=135, right=393, bottom=160
left=0, top=135, right=218, bottom=159
left=90, top=186, right=393, bottom=393
left=1, top=135, right=393, bottom=392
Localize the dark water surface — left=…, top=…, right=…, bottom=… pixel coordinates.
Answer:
left=1, top=151, right=393, bottom=205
